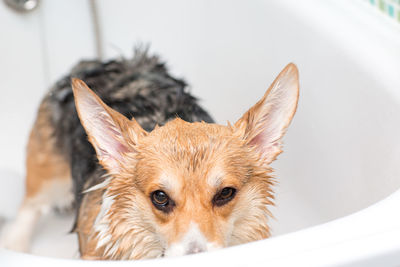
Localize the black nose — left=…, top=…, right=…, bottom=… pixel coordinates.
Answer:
left=186, top=242, right=205, bottom=255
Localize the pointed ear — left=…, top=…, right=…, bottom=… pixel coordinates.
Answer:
left=71, top=78, right=147, bottom=173
left=235, top=63, right=299, bottom=164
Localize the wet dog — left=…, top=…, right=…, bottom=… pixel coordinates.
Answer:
left=1, top=49, right=299, bottom=260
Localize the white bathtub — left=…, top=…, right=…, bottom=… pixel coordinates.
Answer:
left=1, top=0, right=400, bottom=266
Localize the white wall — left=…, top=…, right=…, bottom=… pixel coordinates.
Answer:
left=0, top=0, right=95, bottom=174
left=0, top=0, right=44, bottom=173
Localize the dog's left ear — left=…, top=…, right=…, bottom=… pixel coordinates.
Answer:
left=71, top=78, right=147, bottom=173
left=235, top=63, right=299, bottom=164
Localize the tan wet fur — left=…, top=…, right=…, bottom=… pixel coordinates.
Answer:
left=25, top=99, right=71, bottom=198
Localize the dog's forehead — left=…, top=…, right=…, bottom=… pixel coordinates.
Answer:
left=147, top=118, right=231, bottom=141
left=139, top=119, right=241, bottom=163
left=157, top=165, right=226, bottom=192
left=136, top=119, right=248, bottom=191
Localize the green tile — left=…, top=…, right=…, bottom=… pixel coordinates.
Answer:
left=388, top=4, right=395, bottom=16
left=379, top=0, right=385, bottom=11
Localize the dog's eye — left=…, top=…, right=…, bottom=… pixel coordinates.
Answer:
left=213, top=187, right=236, bottom=207
left=151, top=190, right=173, bottom=212
left=152, top=190, right=168, bottom=205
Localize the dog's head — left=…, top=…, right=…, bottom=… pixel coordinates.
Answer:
left=72, top=63, right=299, bottom=260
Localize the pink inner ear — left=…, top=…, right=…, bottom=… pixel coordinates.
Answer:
left=90, top=122, right=131, bottom=172
left=250, top=133, right=265, bottom=148
left=115, top=141, right=129, bottom=154
left=250, top=131, right=270, bottom=152
left=250, top=131, right=281, bottom=162
left=97, top=141, right=129, bottom=161
left=82, top=106, right=130, bottom=169
left=96, top=118, right=130, bottom=160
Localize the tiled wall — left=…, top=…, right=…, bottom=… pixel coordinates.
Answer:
left=366, top=0, right=400, bottom=23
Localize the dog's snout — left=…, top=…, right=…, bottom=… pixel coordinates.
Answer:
left=186, top=241, right=205, bottom=255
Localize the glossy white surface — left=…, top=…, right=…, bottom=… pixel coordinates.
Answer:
left=1, top=0, right=400, bottom=266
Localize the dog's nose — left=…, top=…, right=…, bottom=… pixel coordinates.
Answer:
left=186, top=242, right=205, bottom=255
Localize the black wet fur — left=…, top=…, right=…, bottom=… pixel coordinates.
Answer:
left=45, top=48, right=214, bottom=230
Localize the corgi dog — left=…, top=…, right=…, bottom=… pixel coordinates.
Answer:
left=1, top=50, right=299, bottom=260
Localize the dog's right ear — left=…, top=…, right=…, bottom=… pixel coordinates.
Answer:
left=234, top=64, right=299, bottom=165
left=71, top=78, right=147, bottom=173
